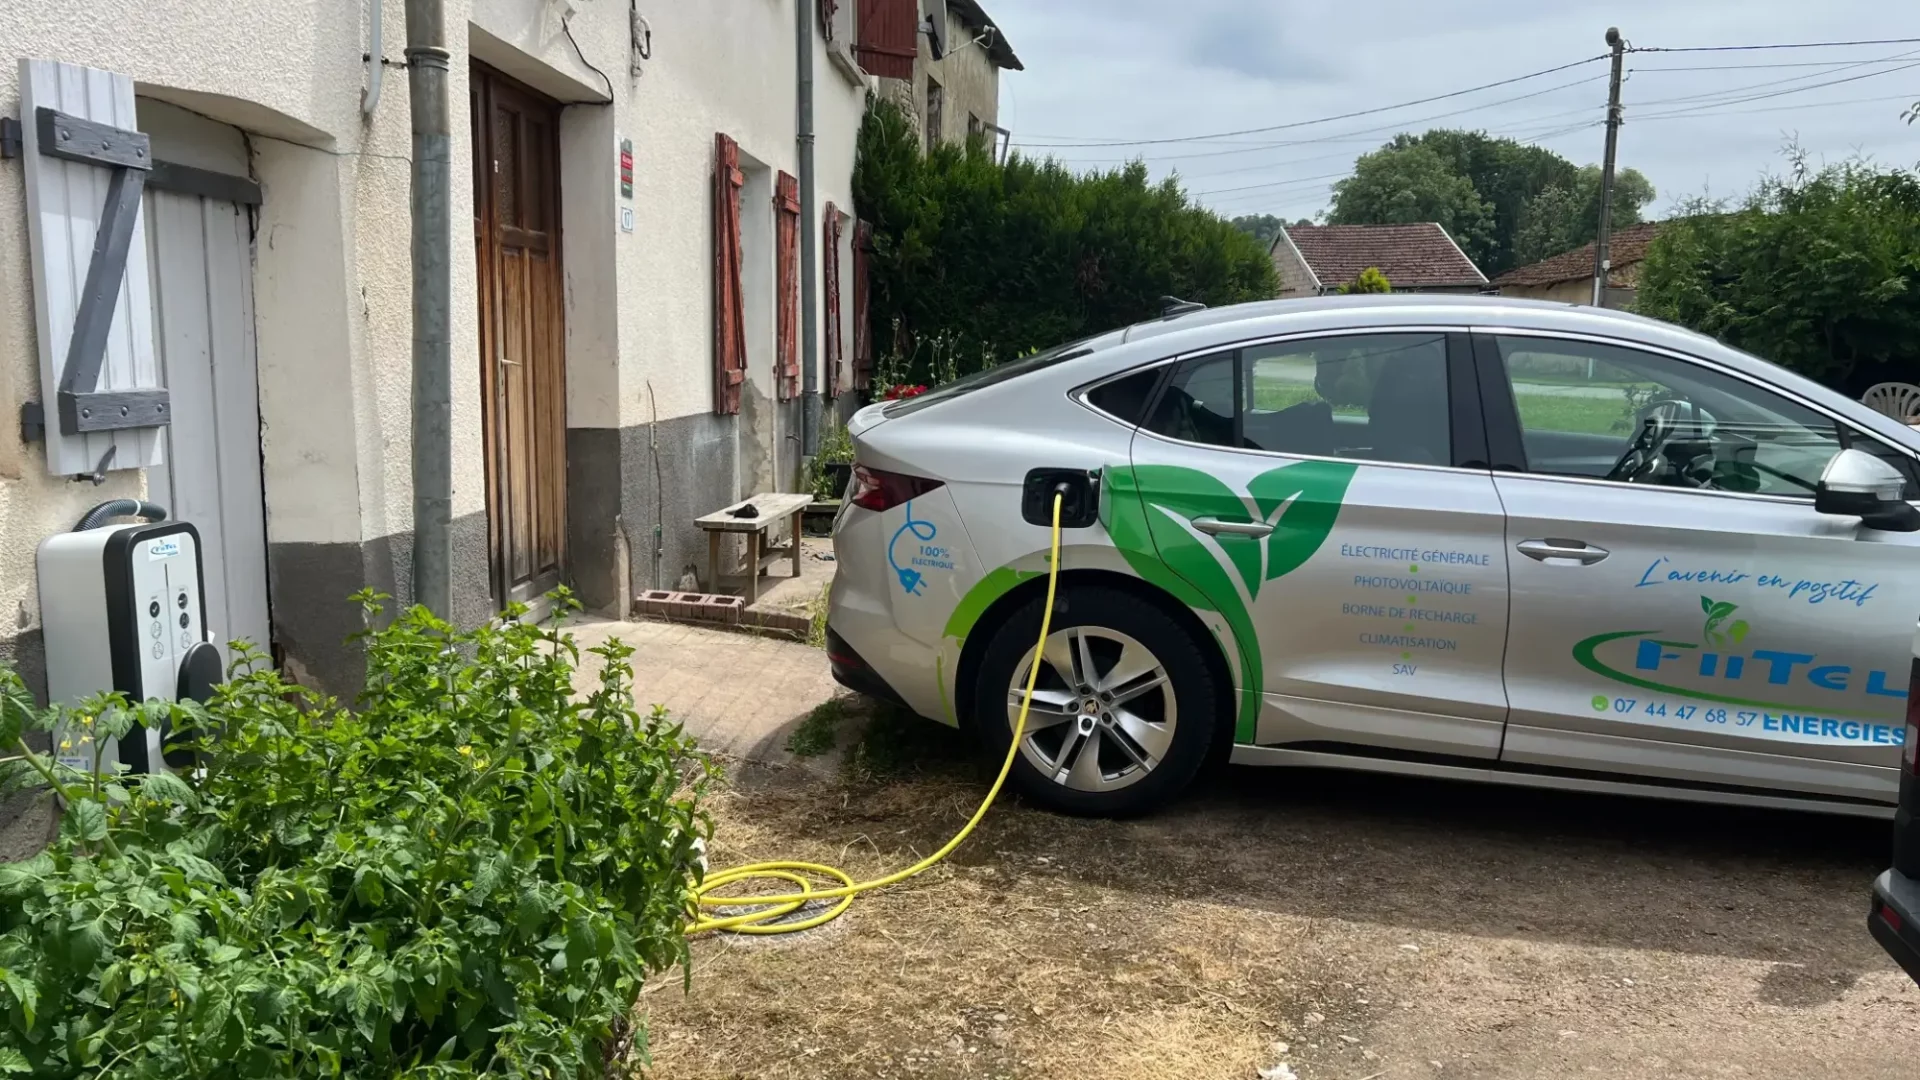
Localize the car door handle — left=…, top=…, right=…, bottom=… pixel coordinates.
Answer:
left=1516, top=538, right=1610, bottom=565
left=1192, top=516, right=1274, bottom=538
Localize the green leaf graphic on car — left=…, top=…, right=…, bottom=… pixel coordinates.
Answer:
left=1105, top=459, right=1357, bottom=741
left=1699, top=595, right=1750, bottom=648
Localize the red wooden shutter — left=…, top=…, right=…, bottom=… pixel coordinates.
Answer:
left=855, top=0, right=919, bottom=80
left=823, top=204, right=844, bottom=398
left=852, top=219, right=874, bottom=391
left=774, top=171, right=801, bottom=402
left=713, top=134, right=747, bottom=415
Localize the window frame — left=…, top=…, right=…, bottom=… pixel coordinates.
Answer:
left=1073, top=326, right=1489, bottom=473
left=1469, top=328, right=1920, bottom=505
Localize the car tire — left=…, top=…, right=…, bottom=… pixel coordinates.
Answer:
left=974, top=585, right=1221, bottom=817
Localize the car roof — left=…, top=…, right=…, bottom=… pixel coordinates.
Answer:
left=1063, top=295, right=1917, bottom=449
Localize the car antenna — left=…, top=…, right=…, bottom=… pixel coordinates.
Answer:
left=1159, top=296, right=1206, bottom=318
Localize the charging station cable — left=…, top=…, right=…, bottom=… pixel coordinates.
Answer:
left=686, top=491, right=1065, bottom=936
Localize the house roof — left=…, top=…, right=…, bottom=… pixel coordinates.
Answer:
left=1492, top=221, right=1664, bottom=288
left=947, top=0, right=1023, bottom=71
left=1273, top=223, right=1487, bottom=291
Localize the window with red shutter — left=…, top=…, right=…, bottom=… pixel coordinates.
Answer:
left=713, top=134, right=747, bottom=415
left=823, top=204, right=844, bottom=398
left=852, top=219, right=874, bottom=391
left=774, top=172, right=801, bottom=401
left=855, top=0, right=920, bottom=81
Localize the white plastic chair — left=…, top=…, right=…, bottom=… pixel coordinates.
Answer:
left=1861, top=382, right=1920, bottom=427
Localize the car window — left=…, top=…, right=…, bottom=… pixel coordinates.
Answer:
left=1084, top=368, right=1163, bottom=426
left=1846, top=428, right=1920, bottom=500
left=1142, top=333, right=1452, bottom=466
left=1493, top=335, right=1845, bottom=498
left=1142, top=351, right=1237, bottom=446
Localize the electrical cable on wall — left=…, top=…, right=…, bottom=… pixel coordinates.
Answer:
left=630, top=0, right=652, bottom=76
left=562, top=9, right=615, bottom=101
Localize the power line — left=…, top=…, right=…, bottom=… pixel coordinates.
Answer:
left=1006, top=53, right=1610, bottom=148
left=1634, top=56, right=1920, bottom=71
left=1634, top=91, right=1920, bottom=123
left=1188, top=170, right=1354, bottom=198
left=1633, top=58, right=1920, bottom=115
left=1629, top=37, right=1920, bottom=54
left=1199, top=120, right=1603, bottom=212
left=1015, top=74, right=1608, bottom=166
left=1625, top=51, right=1920, bottom=109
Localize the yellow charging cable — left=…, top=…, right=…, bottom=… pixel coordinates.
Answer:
left=686, top=493, right=1064, bottom=936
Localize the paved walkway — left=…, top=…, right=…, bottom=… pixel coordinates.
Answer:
left=565, top=617, right=844, bottom=763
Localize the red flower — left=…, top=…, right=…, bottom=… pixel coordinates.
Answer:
left=883, top=383, right=929, bottom=401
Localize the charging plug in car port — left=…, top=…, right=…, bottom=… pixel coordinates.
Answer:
left=1023, top=469, right=1100, bottom=528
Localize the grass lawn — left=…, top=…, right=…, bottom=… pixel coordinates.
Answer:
left=1511, top=389, right=1637, bottom=437
left=1248, top=375, right=1641, bottom=438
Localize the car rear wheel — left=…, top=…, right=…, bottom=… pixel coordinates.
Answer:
left=975, top=586, right=1220, bottom=816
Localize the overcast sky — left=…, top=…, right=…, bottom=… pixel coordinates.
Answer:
left=983, top=1, right=1919, bottom=222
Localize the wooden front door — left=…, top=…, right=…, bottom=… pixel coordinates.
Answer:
left=472, top=65, right=566, bottom=606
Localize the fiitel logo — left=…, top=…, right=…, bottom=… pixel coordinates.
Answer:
left=1573, top=594, right=1909, bottom=725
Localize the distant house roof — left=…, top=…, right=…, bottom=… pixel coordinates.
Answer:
left=948, top=0, right=1023, bottom=70
left=1273, top=223, right=1487, bottom=291
left=1493, top=222, right=1664, bottom=288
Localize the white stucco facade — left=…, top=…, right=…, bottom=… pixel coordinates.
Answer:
left=0, top=0, right=872, bottom=698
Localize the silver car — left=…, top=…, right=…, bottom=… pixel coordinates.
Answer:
left=826, top=296, right=1920, bottom=817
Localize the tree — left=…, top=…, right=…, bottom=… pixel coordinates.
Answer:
left=1339, top=266, right=1392, bottom=294
left=1327, top=144, right=1495, bottom=262
left=1388, top=130, right=1578, bottom=273
left=1510, top=165, right=1658, bottom=266
left=1638, top=159, right=1920, bottom=397
left=853, top=97, right=1278, bottom=387
left=1332, top=130, right=1656, bottom=275
left=1230, top=213, right=1285, bottom=248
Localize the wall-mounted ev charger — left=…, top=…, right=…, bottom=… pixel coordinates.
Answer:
left=36, top=505, right=223, bottom=776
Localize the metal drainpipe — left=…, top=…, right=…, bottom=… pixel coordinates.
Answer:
left=406, top=0, right=453, bottom=617
left=796, top=0, right=822, bottom=458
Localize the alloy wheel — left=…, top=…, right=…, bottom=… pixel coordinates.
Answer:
left=1006, top=625, right=1178, bottom=792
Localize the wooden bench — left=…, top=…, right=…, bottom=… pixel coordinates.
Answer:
left=695, top=492, right=814, bottom=605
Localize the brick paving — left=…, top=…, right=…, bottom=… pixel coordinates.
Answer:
left=565, top=617, right=844, bottom=763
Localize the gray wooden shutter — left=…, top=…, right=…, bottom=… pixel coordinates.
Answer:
left=19, top=59, right=168, bottom=477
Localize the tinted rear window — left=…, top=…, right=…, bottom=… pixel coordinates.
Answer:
left=881, top=337, right=1100, bottom=417
left=1084, top=368, right=1165, bottom=426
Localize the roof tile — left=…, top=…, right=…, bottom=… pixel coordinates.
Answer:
left=1276, top=223, right=1487, bottom=290
left=1492, top=221, right=1664, bottom=287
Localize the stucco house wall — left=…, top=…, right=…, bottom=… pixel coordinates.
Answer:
left=1269, top=234, right=1320, bottom=299
left=1, top=0, right=868, bottom=704
left=881, top=4, right=1013, bottom=148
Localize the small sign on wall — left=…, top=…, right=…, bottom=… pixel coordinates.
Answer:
left=619, top=206, right=635, bottom=234
left=619, top=137, right=633, bottom=199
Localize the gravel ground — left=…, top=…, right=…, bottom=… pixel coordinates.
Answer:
left=643, top=722, right=1920, bottom=1079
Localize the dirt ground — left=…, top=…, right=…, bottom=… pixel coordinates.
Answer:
left=640, top=714, right=1920, bottom=1079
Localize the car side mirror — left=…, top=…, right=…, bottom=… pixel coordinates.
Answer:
left=1816, top=448, right=1920, bottom=532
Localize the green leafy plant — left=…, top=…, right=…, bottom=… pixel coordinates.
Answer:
left=1638, top=153, right=1920, bottom=397
left=809, top=424, right=855, bottom=501
left=1338, top=267, right=1392, bottom=294
left=785, top=699, right=848, bottom=758
left=853, top=95, right=1277, bottom=391
left=0, top=591, right=711, bottom=1078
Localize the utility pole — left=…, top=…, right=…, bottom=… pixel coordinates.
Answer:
left=1591, top=26, right=1626, bottom=308
left=406, top=0, right=453, bottom=617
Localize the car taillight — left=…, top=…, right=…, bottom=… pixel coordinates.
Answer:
left=849, top=465, right=943, bottom=512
